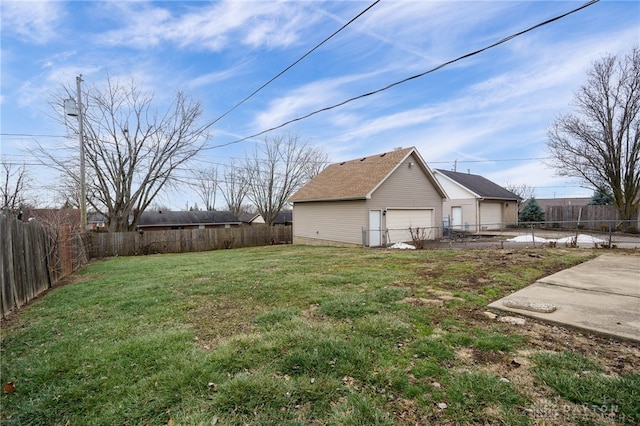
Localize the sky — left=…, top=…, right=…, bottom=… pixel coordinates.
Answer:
left=1, top=0, right=639, bottom=210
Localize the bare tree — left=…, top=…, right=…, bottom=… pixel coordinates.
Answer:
left=45, top=171, right=81, bottom=209
left=191, top=166, right=218, bottom=211
left=244, top=134, right=329, bottom=226
left=37, top=75, right=208, bottom=231
left=220, top=160, right=250, bottom=217
left=1, top=159, right=31, bottom=211
left=503, top=182, right=533, bottom=216
left=303, top=147, right=331, bottom=179
left=547, top=47, right=640, bottom=222
left=503, top=182, right=535, bottom=202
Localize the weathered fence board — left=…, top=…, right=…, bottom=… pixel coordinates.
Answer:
left=2, top=220, right=291, bottom=317
left=544, top=205, right=639, bottom=230
left=1, top=210, right=92, bottom=318
left=87, top=225, right=292, bottom=258
left=2, top=214, right=54, bottom=317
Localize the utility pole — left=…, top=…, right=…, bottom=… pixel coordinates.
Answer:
left=64, top=75, right=87, bottom=230
left=76, top=75, right=87, bottom=230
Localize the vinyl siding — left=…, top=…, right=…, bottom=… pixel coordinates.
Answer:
left=435, top=174, right=476, bottom=199
left=293, top=200, right=365, bottom=246
left=503, top=201, right=518, bottom=225
left=292, top=152, right=446, bottom=245
left=443, top=199, right=478, bottom=231
left=368, top=153, right=444, bottom=238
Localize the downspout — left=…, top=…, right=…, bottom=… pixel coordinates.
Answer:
left=477, top=198, right=484, bottom=233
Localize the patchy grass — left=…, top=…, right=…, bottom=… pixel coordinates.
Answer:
left=1, top=246, right=638, bottom=425
left=532, top=351, right=640, bottom=423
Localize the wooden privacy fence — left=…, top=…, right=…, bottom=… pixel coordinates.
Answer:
left=1, top=220, right=290, bottom=317
left=1, top=212, right=88, bottom=318
left=544, top=205, right=639, bottom=230
left=88, top=225, right=292, bottom=257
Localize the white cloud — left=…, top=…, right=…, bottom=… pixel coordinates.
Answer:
left=96, top=0, right=317, bottom=51
left=187, top=68, right=241, bottom=91
left=0, top=0, right=64, bottom=44
left=253, top=72, right=380, bottom=130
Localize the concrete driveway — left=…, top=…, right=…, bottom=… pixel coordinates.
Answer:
left=488, top=254, right=640, bottom=342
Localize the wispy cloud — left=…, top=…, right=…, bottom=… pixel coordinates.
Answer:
left=95, top=0, right=317, bottom=51
left=187, top=67, right=243, bottom=91
left=0, top=0, right=64, bottom=44
left=253, top=72, right=381, bottom=130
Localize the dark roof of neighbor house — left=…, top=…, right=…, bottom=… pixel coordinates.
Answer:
left=137, top=210, right=240, bottom=227
left=88, top=212, right=108, bottom=223
left=290, top=147, right=446, bottom=202
left=435, top=169, right=520, bottom=201
left=274, top=211, right=292, bottom=224
left=239, top=213, right=263, bottom=223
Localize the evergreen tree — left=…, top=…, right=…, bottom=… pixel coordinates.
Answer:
left=588, top=189, right=613, bottom=205
left=519, top=198, right=545, bottom=223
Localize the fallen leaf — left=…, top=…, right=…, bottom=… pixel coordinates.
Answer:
left=2, top=382, right=15, bottom=394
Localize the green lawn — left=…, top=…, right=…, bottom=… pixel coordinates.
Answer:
left=1, top=245, right=638, bottom=425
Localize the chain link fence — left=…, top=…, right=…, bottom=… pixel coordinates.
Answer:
left=365, top=220, right=640, bottom=250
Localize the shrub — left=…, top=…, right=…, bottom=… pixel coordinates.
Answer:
left=519, top=198, right=545, bottom=223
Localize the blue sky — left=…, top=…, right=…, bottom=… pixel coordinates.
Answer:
left=1, top=0, right=638, bottom=210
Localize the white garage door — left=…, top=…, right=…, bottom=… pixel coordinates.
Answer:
left=479, top=202, right=502, bottom=230
left=386, top=209, right=433, bottom=244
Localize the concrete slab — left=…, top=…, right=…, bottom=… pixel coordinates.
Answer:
left=488, top=254, right=640, bottom=343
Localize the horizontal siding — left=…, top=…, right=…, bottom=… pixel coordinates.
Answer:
left=443, top=199, right=478, bottom=231
left=293, top=201, right=365, bottom=245
left=435, top=173, right=475, bottom=199
left=369, top=153, right=444, bottom=235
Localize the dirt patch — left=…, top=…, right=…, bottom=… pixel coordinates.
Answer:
left=410, top=249, right=640, bottom=424
left=419, top=249, right=593, bottom=291
left=188, top=296, right=263, bottom=349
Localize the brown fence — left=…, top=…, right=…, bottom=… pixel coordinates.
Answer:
left=544, top=205, right=639, bottom=230
left=1, top=218, right=291, bottom=318
left=87, top=225, right=292, bottom=258
left=1, top=212, right=89, bottom=318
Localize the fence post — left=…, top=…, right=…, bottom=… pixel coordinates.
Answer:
left=7, top=211, right=20, bottom=311
left=530, top=224, right=536, bottom=248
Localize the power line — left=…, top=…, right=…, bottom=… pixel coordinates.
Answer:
left=207, top=0, right=599, bottom=150
left=201, top=0, right=381, bottom=131
left=1, top=132, right=70, bottom=138
left=428, top=157, right=551, bottom=164
left=0, top=155, right=556, bottom=169
left=0, top=2, right=382, bottom=149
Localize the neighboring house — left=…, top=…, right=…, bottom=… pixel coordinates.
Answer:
left=273, top=211, right=293, bottom=226
left=289, top=147, right=448, bottom=247
left=239, top=213, right=265, bottom=225
left=136, top=210, right=242, bottom=231
left=433, top=169, right=520, bottom=232
left=238, top=212, right=292, bottom=225
left=87, top=212, right=109, bottom=231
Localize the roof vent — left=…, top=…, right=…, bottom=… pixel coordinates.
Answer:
left=360, top=157, right=366, bottom=161
left=380, top=153, right=386, bottom=157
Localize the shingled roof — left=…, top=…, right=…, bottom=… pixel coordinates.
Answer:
left=290, top=147, right=445, bottom=202
left=435, top=169, right=520, bottom=200
left=137, top=210, right=240, bottom=227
